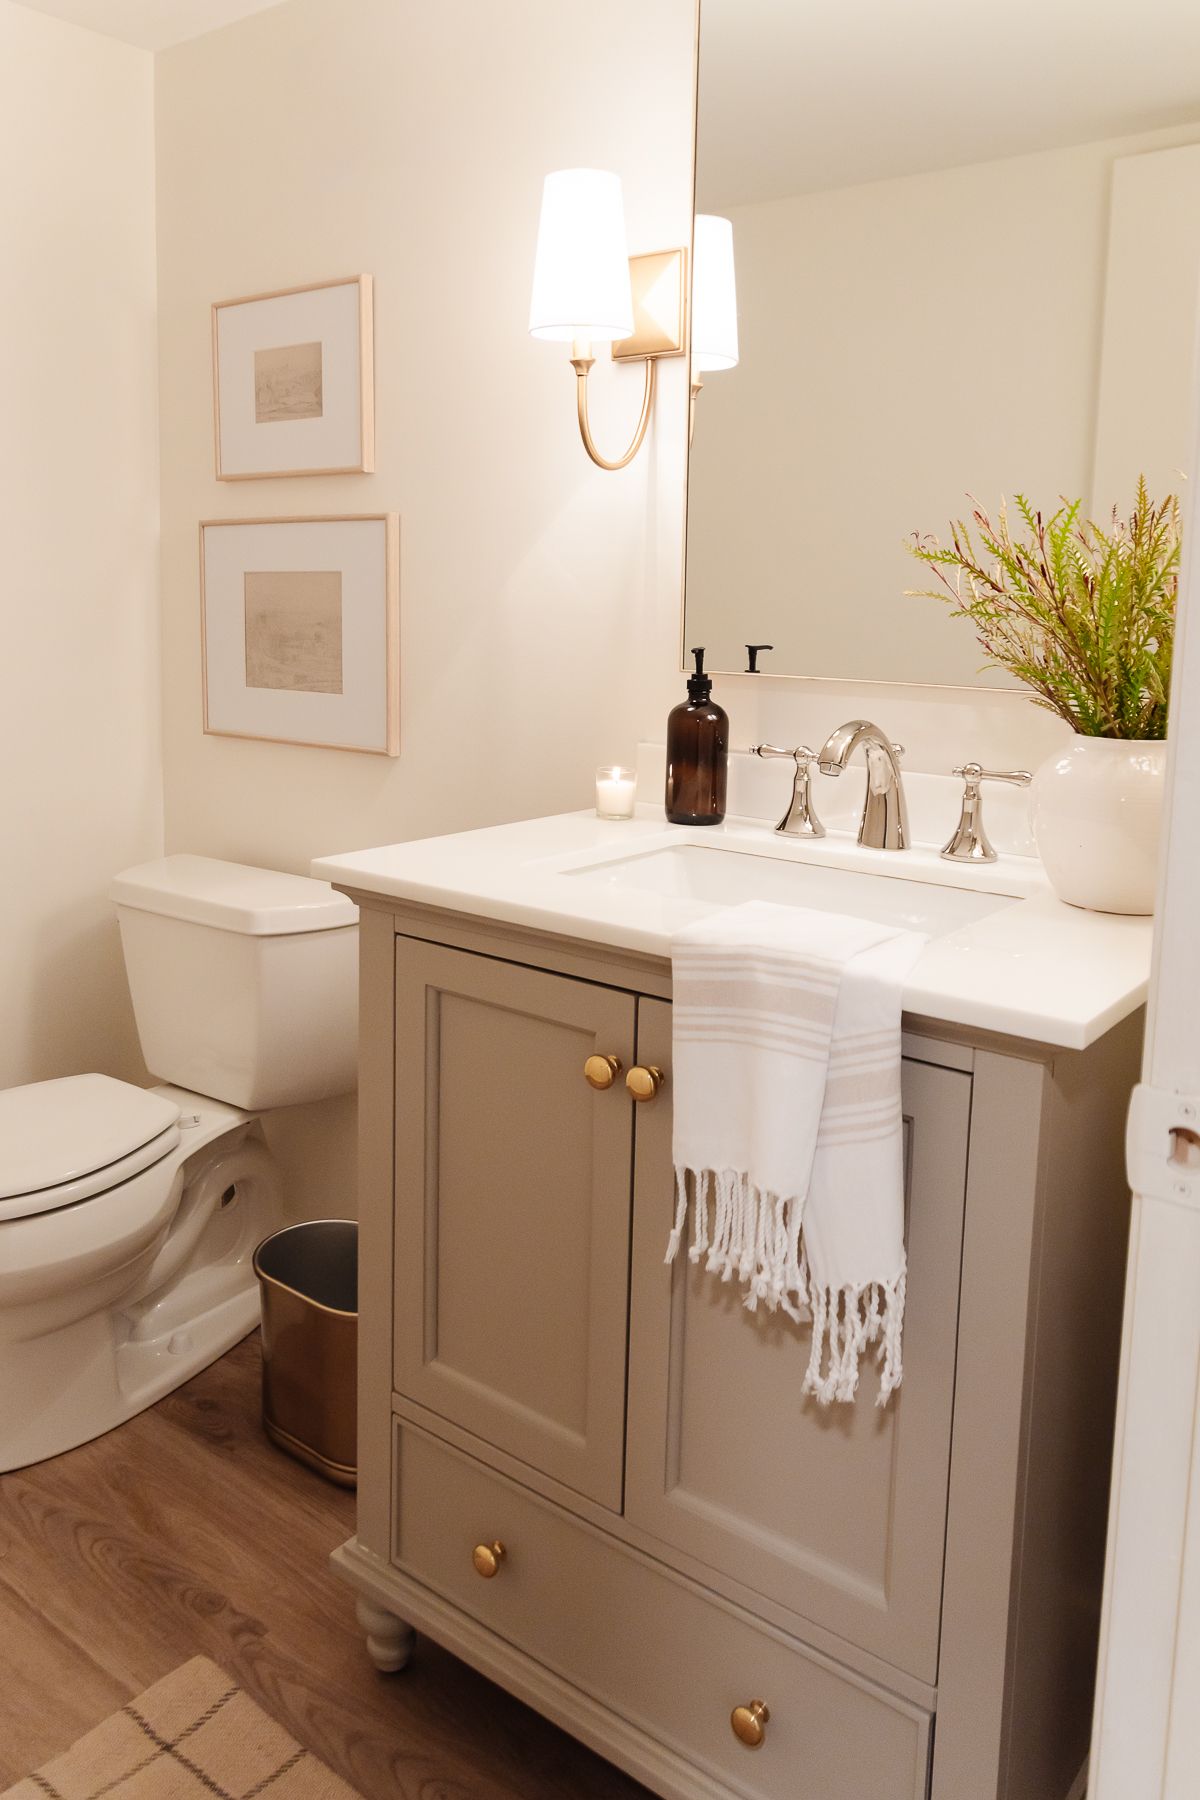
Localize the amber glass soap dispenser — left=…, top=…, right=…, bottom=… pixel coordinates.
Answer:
left=665, top=648, right=729, bottom=825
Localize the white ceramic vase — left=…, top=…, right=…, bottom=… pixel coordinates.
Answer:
left=1031, top=736, right=1166, bottom=914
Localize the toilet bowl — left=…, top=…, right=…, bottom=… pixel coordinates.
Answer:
left=0, top=856, right=358, bottom=1473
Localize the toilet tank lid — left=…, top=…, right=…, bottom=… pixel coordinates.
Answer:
left=0, top=1075, right=181, bottom=1200
left=110, top=855, right=359, bottom=936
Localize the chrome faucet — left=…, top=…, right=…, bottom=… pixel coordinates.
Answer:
left=817, top=720, right=909, bottom=850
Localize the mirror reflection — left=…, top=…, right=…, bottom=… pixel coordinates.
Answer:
left=685, top=0, right=1200, bottom=685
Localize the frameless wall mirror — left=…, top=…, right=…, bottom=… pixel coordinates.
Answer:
left=685, top=0, right=1200, bottom=685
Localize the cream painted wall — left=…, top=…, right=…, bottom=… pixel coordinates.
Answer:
left=154, top=0, right=696, bottom=1215
left=0, top=1, right=160, bottom=1090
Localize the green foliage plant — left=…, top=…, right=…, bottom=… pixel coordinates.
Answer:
left=906, top=477, right=1180, bottom=738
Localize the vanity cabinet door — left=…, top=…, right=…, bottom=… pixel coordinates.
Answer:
left=626, top=998, right=970, bottom=1683
left=392, top=937, right=636, bottom=1511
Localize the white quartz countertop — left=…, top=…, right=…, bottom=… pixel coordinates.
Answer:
left=312, top=808, right=1153, bottom=1051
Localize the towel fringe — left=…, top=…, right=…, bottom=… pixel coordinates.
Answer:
left=665, top=1168, right=906, bottom=1406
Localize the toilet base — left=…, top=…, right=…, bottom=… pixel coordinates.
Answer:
left=0, top=1093, right=285, bottom=1473
left=0, top=1284, right=262, bottom=1472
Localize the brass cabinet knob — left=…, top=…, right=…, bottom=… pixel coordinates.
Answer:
left=584, top=1054, right=622, bottom=1090
left=730, top=1700, right=770, bottom=1748
left=472, top=1540, right=506, bottom=1579
left=626, top=1064, right=664, bottom=1103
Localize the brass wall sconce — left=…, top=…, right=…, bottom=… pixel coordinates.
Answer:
left=529, top=169, right=686, bottom=472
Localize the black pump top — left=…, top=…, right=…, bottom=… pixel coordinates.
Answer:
left=687, top=646, right=713, bottom=703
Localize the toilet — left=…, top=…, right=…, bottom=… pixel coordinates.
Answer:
left=0, top=855, right=359, bottom=1473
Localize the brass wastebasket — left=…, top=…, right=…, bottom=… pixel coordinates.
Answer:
left=253, top=1219, right=357, bottom=1486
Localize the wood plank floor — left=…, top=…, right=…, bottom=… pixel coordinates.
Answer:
left=0, top=1336, right=652, bottom=1799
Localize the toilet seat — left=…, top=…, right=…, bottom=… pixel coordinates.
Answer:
left=0, top=1075, right=182, bottom=1223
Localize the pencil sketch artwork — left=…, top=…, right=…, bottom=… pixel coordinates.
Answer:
left=243, top=570, right=343, bottom=694
left=254, top=340, right=324, bottom=423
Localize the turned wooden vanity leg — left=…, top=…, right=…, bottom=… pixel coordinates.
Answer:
left=355, top=1595, right=415, bottom=1672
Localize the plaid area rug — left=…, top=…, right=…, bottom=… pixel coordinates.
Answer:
left=2, top=1657, right=360, bottom=1799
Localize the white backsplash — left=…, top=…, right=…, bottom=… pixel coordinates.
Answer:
left=636, top=742, right=1039, bottom=860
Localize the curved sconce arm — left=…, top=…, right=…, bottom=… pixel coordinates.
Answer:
left=570, top=344, right=658, bottom=473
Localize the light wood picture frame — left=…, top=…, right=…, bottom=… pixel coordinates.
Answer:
left=200, top=514, right=399, bottom=756
left=212, top=275, right=375, bottom=479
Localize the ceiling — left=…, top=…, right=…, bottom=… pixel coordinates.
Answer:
left=698, top=0, right=1200, bottom=207
left=13, top=0, right=289, bottom=51
left=17, top=0, right=1200, bottom=183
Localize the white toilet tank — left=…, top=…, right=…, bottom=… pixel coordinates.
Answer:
left=111, top=855, right=359, bottom=1110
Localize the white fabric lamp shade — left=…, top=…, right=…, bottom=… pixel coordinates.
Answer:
left=529, top=169, right=635, bottom=344
left=692, top=213, right=739, bottom=372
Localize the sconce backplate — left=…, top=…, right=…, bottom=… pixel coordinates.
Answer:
left=612, top=248, right=687, bottom=362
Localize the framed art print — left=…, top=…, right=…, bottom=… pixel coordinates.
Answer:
left=212, top=276, right=374, bottom=479
left=200, top=515, right=399, bottom=755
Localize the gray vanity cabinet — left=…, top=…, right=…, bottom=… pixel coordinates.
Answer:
left=626, top=998, right=971, bottom=1682
left=337, top=898, right=1141, bottom=1800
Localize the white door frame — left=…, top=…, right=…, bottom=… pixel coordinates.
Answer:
left=1089, top=373, right=1200, bottom=1797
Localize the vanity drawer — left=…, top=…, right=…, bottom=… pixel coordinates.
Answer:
left=393, top=1422, right=931, bottom=1800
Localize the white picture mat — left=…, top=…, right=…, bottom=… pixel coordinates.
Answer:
left=215, top=282, right=364, bottom=475
left=203, top=519, right=390, bottom=750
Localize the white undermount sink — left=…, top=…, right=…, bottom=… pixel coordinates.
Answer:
left=563, top=842, right=1021, bottom=937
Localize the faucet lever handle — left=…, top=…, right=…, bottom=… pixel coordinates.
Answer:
left=750, top=745, right=825, bottom=839
left=951, top=762, right=1033, bottom=788
left=942, top=763, right=1033, bottom=863
left=752, top=743, right=809, bottom=761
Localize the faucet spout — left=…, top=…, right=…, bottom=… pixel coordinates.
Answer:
left=816, top=719, right=910, bottom=850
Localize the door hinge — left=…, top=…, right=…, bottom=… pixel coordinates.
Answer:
left=1126, top=1083, right=1200, bottom=1209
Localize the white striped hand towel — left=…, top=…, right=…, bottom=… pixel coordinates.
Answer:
left=667, top=900, right=927, bottom=1404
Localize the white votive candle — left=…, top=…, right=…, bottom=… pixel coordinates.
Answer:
left=596, top=765, right=636, bottom=819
